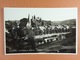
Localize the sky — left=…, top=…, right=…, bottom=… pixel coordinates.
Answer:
left=4, top=8, right=78, bottom=21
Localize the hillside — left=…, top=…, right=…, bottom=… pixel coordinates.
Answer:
left=52, top=19, right=76, bottom=25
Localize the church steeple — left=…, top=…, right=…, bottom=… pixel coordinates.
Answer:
left=28, top=14, right=30, bottom=22
left=26, top=14, right=32, bottom=28
left=34, top=15, right=36, bottom=20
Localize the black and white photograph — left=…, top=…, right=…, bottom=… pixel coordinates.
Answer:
left=4, top=8, right=78, bottom=54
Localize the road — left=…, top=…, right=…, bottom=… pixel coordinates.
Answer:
left=35, top=32, right=70, bottom=39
